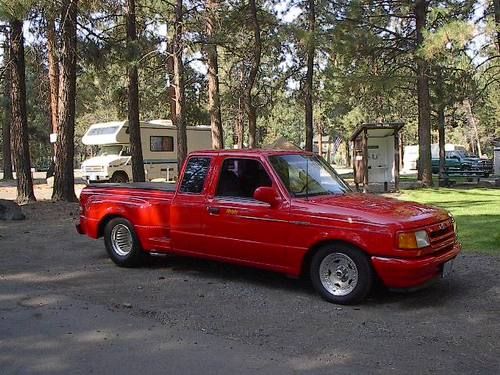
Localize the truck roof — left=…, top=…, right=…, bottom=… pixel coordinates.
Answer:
left=188, top=149, right=312, bottom=157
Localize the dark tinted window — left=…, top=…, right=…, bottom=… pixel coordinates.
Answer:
left=179, top=157, right=211, bottom=194
left=216, top=158, right=272, bottom=198
left=150, top=136, right=174, bottom=152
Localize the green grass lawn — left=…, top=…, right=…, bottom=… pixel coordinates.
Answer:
left=397, top=188, right=500, bottom=255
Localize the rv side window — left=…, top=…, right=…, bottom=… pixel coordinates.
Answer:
left=179, top=157, right=212, bottom=194
left=150, top=136, right=174, bottom=152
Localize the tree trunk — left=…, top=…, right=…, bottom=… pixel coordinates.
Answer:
left=245, top=0, right=261, bottom=148
left=465, top=99, right=482, bottom=156
left=205, top=0, right=224, bottom=149
left=438, top=105, right=446, bottom=183
left=174, top=0, right=187, bottom=168
left=237, top=90, right=244, bottom=148
left=415, top=0, right=432, bottom=186
left=126, top=0, right=145, bottom=182
left=494, top=0, right=500, bottom=53
left=2, top=34, right=13, bottom=180
left=9, top=19, right=36, bottom=203
left=166, top=43, right=176, bottom=124
left=304, top=0, right=315, bottom=152
left=47, top=16, right=59, bottom=157
left=53, top=0, right=78, bottom=202
left=435, top=69, right=446, bottom=185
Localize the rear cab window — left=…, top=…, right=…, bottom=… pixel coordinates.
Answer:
left=179, top=157, right=212, bottom=194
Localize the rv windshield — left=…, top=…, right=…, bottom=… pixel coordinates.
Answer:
left=98, top=145, right=123, bottom=156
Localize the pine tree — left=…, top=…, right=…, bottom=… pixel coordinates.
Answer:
left=9, top=18, right=36, bottom=203
left=52, top=0, right=78, bottom=201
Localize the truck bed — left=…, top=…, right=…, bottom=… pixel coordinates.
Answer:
left=87, top=182, right=177, bottom=192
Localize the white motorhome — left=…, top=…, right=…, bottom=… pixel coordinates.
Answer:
left=81, top=119, right=211, bottom=183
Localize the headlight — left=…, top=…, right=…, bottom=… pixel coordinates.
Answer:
left=448, top=213, right=457, bottom=233
left=398, top=230, right=430, bottom=249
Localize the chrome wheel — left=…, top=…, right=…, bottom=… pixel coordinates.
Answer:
left=111, top=224, right=133, bottom=256
left=319, top=253, right=358, bottom=296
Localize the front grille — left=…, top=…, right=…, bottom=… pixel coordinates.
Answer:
left=480, top=160, right=493, bottom=169
left=84, top=166, right=103, bottom=172
left=428, top=219, right=455, bottom=251
left=430, top=226, right=449, bottom=239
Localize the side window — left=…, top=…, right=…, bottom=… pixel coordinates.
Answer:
left=216, top=158, right=272, bottom=198
left=150, top=136, right=174, bottom=152
left=179, top=157, right=211, bottom=194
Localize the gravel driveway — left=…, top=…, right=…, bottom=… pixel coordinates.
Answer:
left=1, top=202, right=499, bottom=374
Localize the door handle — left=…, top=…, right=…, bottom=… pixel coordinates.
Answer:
left=207, top=206, right=220, bottom=215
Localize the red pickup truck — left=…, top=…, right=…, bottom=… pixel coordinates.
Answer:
left=77, top=150, right=460, bottom=304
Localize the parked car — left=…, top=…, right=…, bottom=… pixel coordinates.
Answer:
left=431, top=150, right=493, bottom=177
left=77, top=150, right=461, bottom=304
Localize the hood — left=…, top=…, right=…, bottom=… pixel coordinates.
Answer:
left=462, top=157, right=480, bottom=164
left=298, top=193, right=450, bottom=229
left=81, top=155, right=129, bottom=167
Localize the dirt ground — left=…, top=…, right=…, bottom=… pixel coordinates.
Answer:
left=1, top=184, right=499, bottom=374
left=0, top=175, right=86, bottom=201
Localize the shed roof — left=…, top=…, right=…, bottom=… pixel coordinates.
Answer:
left=350, top=122, right=404, bottom=142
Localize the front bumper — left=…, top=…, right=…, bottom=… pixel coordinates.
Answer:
left=82, top=174, right=110, bottom=182
left=371, top=242, right=461, bottom=289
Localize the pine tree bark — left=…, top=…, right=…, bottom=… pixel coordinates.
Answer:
left=47, top=16, right=59, bottom=157
left=205, top=0, right=224, bottom=149
left=435, top=69, right=446, bottom=184
left=437, top=105, right=446, bottom=182
left=245, top=0, right=261, bottom=148
left=9, top=19, right=36, bottom=203
left=494, top=0, right=500, bottom=53
left=174, top=0, right=187, bottom=168
left=2, top=34, right=13, bottom=180
left=304, top=0, right=315, bottom=152
left=166, top=43, right=176, bottom=124
left=415, top=0, right=433, bottom=186
left=465, top=99, right=482, bottom=157
left=237, top=88, right=244, bottom=148
left=53, top=0, right=78, bottom=202
left=126, top=0, right=145, bottom=182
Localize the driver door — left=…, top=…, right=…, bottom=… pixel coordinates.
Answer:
left=202, top=157, right=291, bottom=269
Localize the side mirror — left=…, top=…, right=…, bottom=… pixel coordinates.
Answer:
left=253, top=186, right=280, bottom=207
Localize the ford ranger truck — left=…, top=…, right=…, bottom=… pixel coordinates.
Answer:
left=77, top=150, right=461, bottom=304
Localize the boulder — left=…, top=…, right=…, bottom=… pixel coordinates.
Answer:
left=0, top=199, right=26, bottom=221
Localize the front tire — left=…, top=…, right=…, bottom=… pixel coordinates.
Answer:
left=110, top=171, right=129, bottom=183
left=310, top=244, right=374, bottom=305
left=104, top=218, right=144, bottom=267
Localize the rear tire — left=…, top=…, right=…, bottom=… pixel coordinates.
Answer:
left=310, top=244, right=374, bottom=305
left=110, top=171, right=129, bottom=183
left=104, top=217, right=144, bottom=267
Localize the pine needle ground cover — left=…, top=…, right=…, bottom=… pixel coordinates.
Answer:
left=397, top=188, right=500, bottom=255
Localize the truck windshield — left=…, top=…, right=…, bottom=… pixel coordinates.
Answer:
left=98, top=145, right=123, bottom=156
left=269, top=154, right=351, bottom=197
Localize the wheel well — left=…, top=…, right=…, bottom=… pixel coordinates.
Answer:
left=111, top=170, right=129, bottom=181
left=300, top=239, right=368, bottom=278
left=97, top=215, right=122, bottom=238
